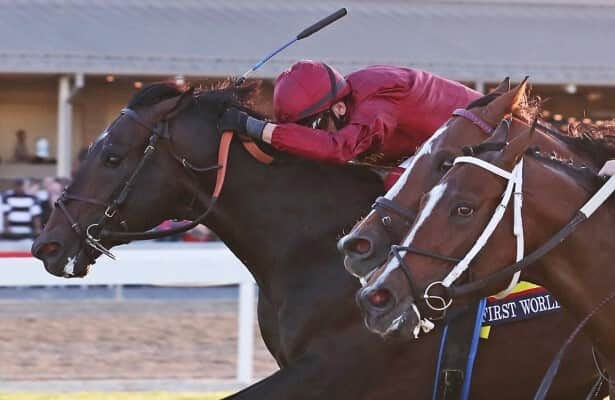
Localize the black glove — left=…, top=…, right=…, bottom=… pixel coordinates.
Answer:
left=219, top=108, right=266, bottom=141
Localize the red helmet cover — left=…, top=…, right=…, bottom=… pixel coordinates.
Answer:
left=274, top=60, right=350, bottom=123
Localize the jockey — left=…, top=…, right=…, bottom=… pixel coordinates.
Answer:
left=219, top=61, right=481, bottom=184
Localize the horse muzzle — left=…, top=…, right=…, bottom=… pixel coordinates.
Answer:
left=338, top=229, right=391, bottom=279
left=32, top=234, right=93, bottom=278
left=356, top=284, right=421, bottom=338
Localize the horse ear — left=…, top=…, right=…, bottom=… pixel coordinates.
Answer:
left=489, top=77, right=510, bottom=95
left=167, top=87, right=196, bottom=118
left=149, top=87, right=195, bottom=121
left=485, top=118, right=512, bottom=144
left=510, top=78, right=529, bottom=116
left=495, top=118, right=537, bottom=169
left=482, top=77, right=529, bottom=126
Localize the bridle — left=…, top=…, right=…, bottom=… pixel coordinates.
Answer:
left=370, top=109, right=496, bottom=240
left=371, top=196, right=416, bottom=237
left=388, top=118, right=529, bottom=315
left=377, top=113, right=536, bottom=333
left=371, top=108, right=563, bottom=241
left=55, top=102, right=273, bottom=263
left=389, top=120, right=615, bottom=398
left=418, top=145, right=526, bottom=311
left=371, top=109, right=516, bottom=307
left=377, top=109, right=578, bottom=306
left=394, top=118, right=615, bottom=313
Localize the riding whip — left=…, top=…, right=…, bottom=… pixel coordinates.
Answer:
left=235, top=8, right=348, bottom=86
left=96, top=9, right=348, bottom=244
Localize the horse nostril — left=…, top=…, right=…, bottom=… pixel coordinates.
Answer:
left=34, top=242, right=61, bottom=258
left=345, top=237, right=372, bottom=256
left=367, top=288, right=393, bottom=309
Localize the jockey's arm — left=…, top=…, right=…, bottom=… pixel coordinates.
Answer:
left=261, top=122, right=381, bottom=164
left=263, top=98, right=399, bottom=164
left=218, top=99, right=398, bottom=164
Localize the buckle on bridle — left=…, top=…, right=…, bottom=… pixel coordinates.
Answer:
left=104, top=206, right=117, bottom=218
left=423, top=281, right=453, bottom=311
left=85, top=224, right=116, bottom=260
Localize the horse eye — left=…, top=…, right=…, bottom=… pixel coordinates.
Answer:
left=440, top=159, right=454, bottom=172
left=104, top=154, right=122, bottom=167
left=455, top=205, right=474, bottom=217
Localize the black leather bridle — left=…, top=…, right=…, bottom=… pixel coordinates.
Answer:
left=55, top=106, right=223, bottom=261
left=372, top=196, right=416, bottom=226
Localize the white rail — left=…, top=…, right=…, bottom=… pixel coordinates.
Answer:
left=0, top=242, right=257, bottom=384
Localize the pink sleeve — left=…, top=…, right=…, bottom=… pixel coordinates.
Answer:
left=270, top=98, right=398, bottom=164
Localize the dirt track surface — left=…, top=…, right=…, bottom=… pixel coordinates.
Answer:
left=0, top=300, right=278, bottom=381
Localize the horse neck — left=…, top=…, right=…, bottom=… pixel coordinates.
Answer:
left=199, top=142, right=381, bottom=299
left=519, top=160, right=615, bottom=367
left=537, top=217, right=615, bottom=369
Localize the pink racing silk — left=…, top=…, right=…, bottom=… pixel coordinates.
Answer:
left=271, top=66, right=481, bottom=165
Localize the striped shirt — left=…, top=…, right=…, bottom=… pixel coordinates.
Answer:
left=2, top=190, right=42, bottom=236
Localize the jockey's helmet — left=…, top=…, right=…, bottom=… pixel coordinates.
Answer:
left=274, top=60, right=351, bottom=124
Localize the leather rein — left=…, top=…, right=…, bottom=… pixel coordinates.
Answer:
left=55, top=105, right=273, bottom=261
left=371, top=109, right=504, bottom=301
left=392, top=115, right=615, bottom=305
left=370, top=109, right=497, bottom=240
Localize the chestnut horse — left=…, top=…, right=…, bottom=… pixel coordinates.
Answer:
left=356, top=117, right=615, bottom=396
left=32, top=82, right=601, bottom=399
left=338, top=79, right=605, bottom=279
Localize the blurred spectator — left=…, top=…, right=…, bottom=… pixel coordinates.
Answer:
left=33, top=137, right=55, bottom=164
left=13, top=129, right=30, bottom=162
left=33, top=180, right=52, bottom=226
left=25, top=178, right=42, bottom=197
left=41, top=176, right=56, bottom=193
left=2, top=178, right=42, bottom=239
left=40, top=178, right=63, bottom=225
left=25, top=179, right=48, bottom=224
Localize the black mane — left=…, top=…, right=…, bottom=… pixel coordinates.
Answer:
left=128, top=82, right=184, bottom=109
left=127, top=80, right=264, bottom=119
left=550, top=122, right=615, bottom=165
left=196, top=80, right=263, bottom=118
left=527, top=122, right=615, bottom=193
left=526, top=148, right=605, bottom=193
left=123, top=80, right=285, bottom=162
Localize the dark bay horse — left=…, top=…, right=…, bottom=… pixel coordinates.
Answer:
left=32, top=82, right=601, bottom=399
left=356, top=117, right=615, bottom=396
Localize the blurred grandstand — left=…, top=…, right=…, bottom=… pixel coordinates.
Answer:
left=2, top=0, right=615, bottom=239
left=2, top=0, right=615, bottom=179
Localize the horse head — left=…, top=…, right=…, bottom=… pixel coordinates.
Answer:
left=338, top=77, right=528, bottom=279
left=355, top=114, right=614, bottom=339
left=32, top=81, right=258, bottom=278
left=354, top=117, right=538, bottom=337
